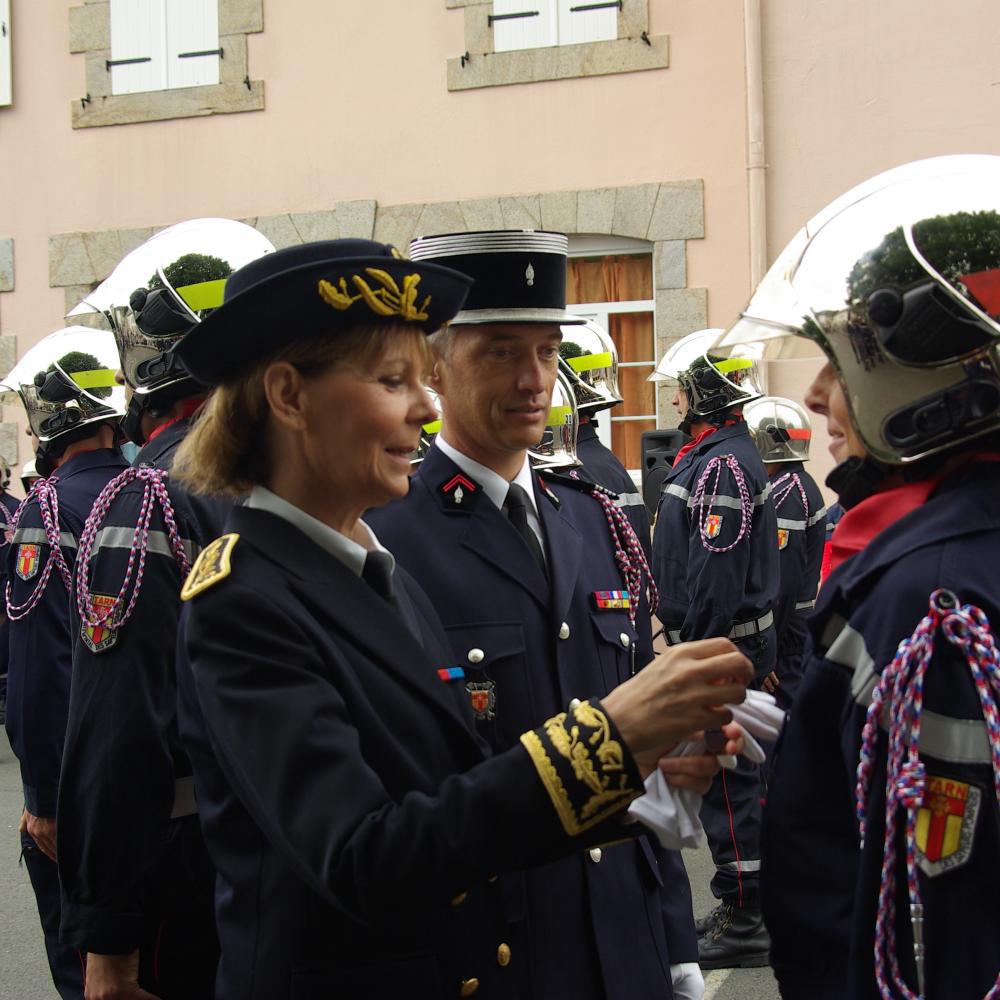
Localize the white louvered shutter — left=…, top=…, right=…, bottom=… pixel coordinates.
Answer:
left=557, top=0, right=618, bottom=45
left=492, top=0, right=558, bottom=52
left=0, top=0, right=11, bottom=108
left=166, top=0, right=220, bottom=90
left=109, top=0, right=167, bottom=96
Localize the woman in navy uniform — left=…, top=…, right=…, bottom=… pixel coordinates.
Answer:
left=56, top=221, right=273, bottom=1000
left=742, top=396, right=826, bottom=709
left=2, top=328, right=128, bottom=1000
left=648, top=330, right=779, bottom=969
left=721, top=155, right=1000, bottom=998
left=168, top=239, right=752, bottom=1000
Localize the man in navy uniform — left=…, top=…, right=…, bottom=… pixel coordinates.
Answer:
left=57, top=220, right=273, bottom=999
left=3, top=328, right=128, bottom=1000
left=0, top=458, right=21, bottom=726
left=648, top=330, right=779, bottom=969
left=370, top=230, right=703, bottom=1000
left=743, top=396, right=826, bottom=709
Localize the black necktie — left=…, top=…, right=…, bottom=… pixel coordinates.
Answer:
left=361, top=550, right=397, bottom=606
left=503, top=483, right=547, bottom=576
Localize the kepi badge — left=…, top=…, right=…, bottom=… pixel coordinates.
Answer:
left=81, top=594, right=119, bottom=653
left=915, top=775, right=981, bottom=877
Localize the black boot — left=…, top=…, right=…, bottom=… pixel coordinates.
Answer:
left=694, top=902, right=727, bottom=937
left=697, top=903, right=770, bottom=970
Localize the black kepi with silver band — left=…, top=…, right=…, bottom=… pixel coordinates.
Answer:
left=408, top=230, right=584, bottom=326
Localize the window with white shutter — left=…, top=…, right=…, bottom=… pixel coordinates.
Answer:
left=0, top=0, right=13, bottom=107
left=492, top=0, right=558, bottom=53
left=109, top=0, right=219, bottom=96
left=556, top=0, right=619, bottom=46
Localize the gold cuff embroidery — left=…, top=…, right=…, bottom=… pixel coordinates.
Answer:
left=520, top=698, right=640, bottom=837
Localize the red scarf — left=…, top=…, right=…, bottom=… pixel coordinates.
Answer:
left=672, top=419, right=740, bottom=468
left=146, top=397, right=205, bottom=444
left=823, top=452, right=1000, bottom=579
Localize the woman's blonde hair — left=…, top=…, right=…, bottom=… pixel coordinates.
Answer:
left=172, top=324, right=429, bottom=497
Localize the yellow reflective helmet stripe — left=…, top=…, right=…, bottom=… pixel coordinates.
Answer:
left=714, top=357, right=754, bottom=374
left=548, top=405, right=573, bottom=424
left=70, top=368, right=118, bottom=390
left=422, top=419, right=442, bottom=434
left=567, top=351, right=613, bottom=373
left=176, top=278, right=228, bottom=312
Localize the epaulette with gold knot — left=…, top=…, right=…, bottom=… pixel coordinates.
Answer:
left=520, top=698, right=642, bottom=836
left=180, top=533, right=239, bottom=601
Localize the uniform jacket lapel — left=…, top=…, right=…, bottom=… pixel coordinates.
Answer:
left=534, top=475, right=582, bottom=626
left=416, top=448, right=549, bottom=609
left=227, top=506, right=482, bottom=752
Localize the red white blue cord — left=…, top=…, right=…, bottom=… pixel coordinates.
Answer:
left=856, top=589, right=1000, bottom=1000
left=691, top=454, right=753, bottom=553
left=5, top=476, right=74, bottom=620
left=75, top=466, right=191, bottom=632
left=772, top=470, right=809, bottom=519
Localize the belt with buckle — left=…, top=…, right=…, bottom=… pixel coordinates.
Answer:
left=666, top=609, right=774, bottom=645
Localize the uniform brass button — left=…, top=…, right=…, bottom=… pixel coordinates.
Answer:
left=450, top=891, right=468, bottom=906
left=497, top=943, right=512, bottom=967
left=459, top=978, right=480, bottom=997
left=467, top=648, right=485, bottom=664
left=589, top=847, right=603, bottom=863
left=568, top=698, right=582, bottom=712
left=558, top=622, right=570, bottom=639
left=619, top=633, right=630, bottom=648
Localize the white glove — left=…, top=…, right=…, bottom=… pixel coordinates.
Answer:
left=670, top=962, right=705, bottom=1000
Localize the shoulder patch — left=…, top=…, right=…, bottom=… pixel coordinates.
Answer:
left=180, top=533, right=239, bottom=601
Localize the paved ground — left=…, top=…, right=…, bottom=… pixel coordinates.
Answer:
left=1, top=728, right=780, bottom=1000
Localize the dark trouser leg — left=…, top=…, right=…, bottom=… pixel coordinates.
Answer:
left=699, top=754, right=763, bottom=907
left=20, top=832, right=84, bottom=1000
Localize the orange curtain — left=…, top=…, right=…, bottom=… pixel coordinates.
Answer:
left=567, top=256, right=655, bottom=470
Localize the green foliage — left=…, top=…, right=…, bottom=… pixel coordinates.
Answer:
left=560, top=340, right=587, bottom=360
left=50, top=350, right=112, bottom=399
left=148, top=253, right=233, bottom=291
left=848, top=210, right=1000, bottom=304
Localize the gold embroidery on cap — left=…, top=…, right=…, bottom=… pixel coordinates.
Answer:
left=317, top=269, right=431, bottom=322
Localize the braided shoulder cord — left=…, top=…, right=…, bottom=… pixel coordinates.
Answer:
left=856, top=589, right=1000, bottom=1000
left=772, top=470, right=810, bottom=519
left=75, top=466, right=191, bottom=632
left=568, top=472, right=658, bottom=625
left=5, top=476, right=75, bottom=620
left=690, top=454, right=753, bottom=553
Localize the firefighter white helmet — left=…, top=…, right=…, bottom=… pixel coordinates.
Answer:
left=744, top=396, right=812, bottom=463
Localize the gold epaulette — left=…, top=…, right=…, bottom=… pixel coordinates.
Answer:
left=520, top=698, right=641, bottom=837
left=180, top=533, right=239, bottom=601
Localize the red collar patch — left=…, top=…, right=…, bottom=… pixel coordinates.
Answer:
left=440, top=473, right=478, bottom=506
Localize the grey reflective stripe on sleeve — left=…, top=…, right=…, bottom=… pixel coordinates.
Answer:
left=663, top=483, right=691, bottom=503
left=807, top=505, right=828, bottom=527
left=776, top=516, right=807, bottom=531
left=11, top=527, right=77, bottom=549
left=717, top=859, right=761, bottom=872
left=613, top=491, right=644, bottom=508
left=170, top=776, right=197, bottom=819
left=822, top=619, right=994, bottom=764
left=91, top=525, right=196, bottom=564
left=691, top=483, right=772, bottom=512
left=794, top=599, right=816, bottom=611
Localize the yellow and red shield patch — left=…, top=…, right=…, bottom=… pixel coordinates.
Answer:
left=915, top=775, right=981, bottom=877
left=465, top=680, right=496, bottom=721
left=81, top=594, right=119, bottom=654
left=16, top=543, right=40, bottom=581
left=777, top=528, right=789, bottom=550
left=705, top=514, right=723, bottom=539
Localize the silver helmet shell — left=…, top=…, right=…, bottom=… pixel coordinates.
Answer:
left=649, top=328, right=764, bottom=418
left=1, top=325, right=125, bottom=446
left=529, top=367, right=581, bottom=469
left=717, top=155, right=1000, bottom=464
left=411, top=388, right=442, bottom=466
left=69, top=218, right=275, bottom=400
left=559, top=318, right=623, bottom=413
left=744, top=396, right=812, bottom=463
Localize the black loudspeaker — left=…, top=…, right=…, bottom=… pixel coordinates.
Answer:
left=641, top=429, right=690, bottom=517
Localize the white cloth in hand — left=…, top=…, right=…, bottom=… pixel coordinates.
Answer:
left=670, top=962, right=705, bottom=1000
left=626, top=689, right=786, bottom=850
